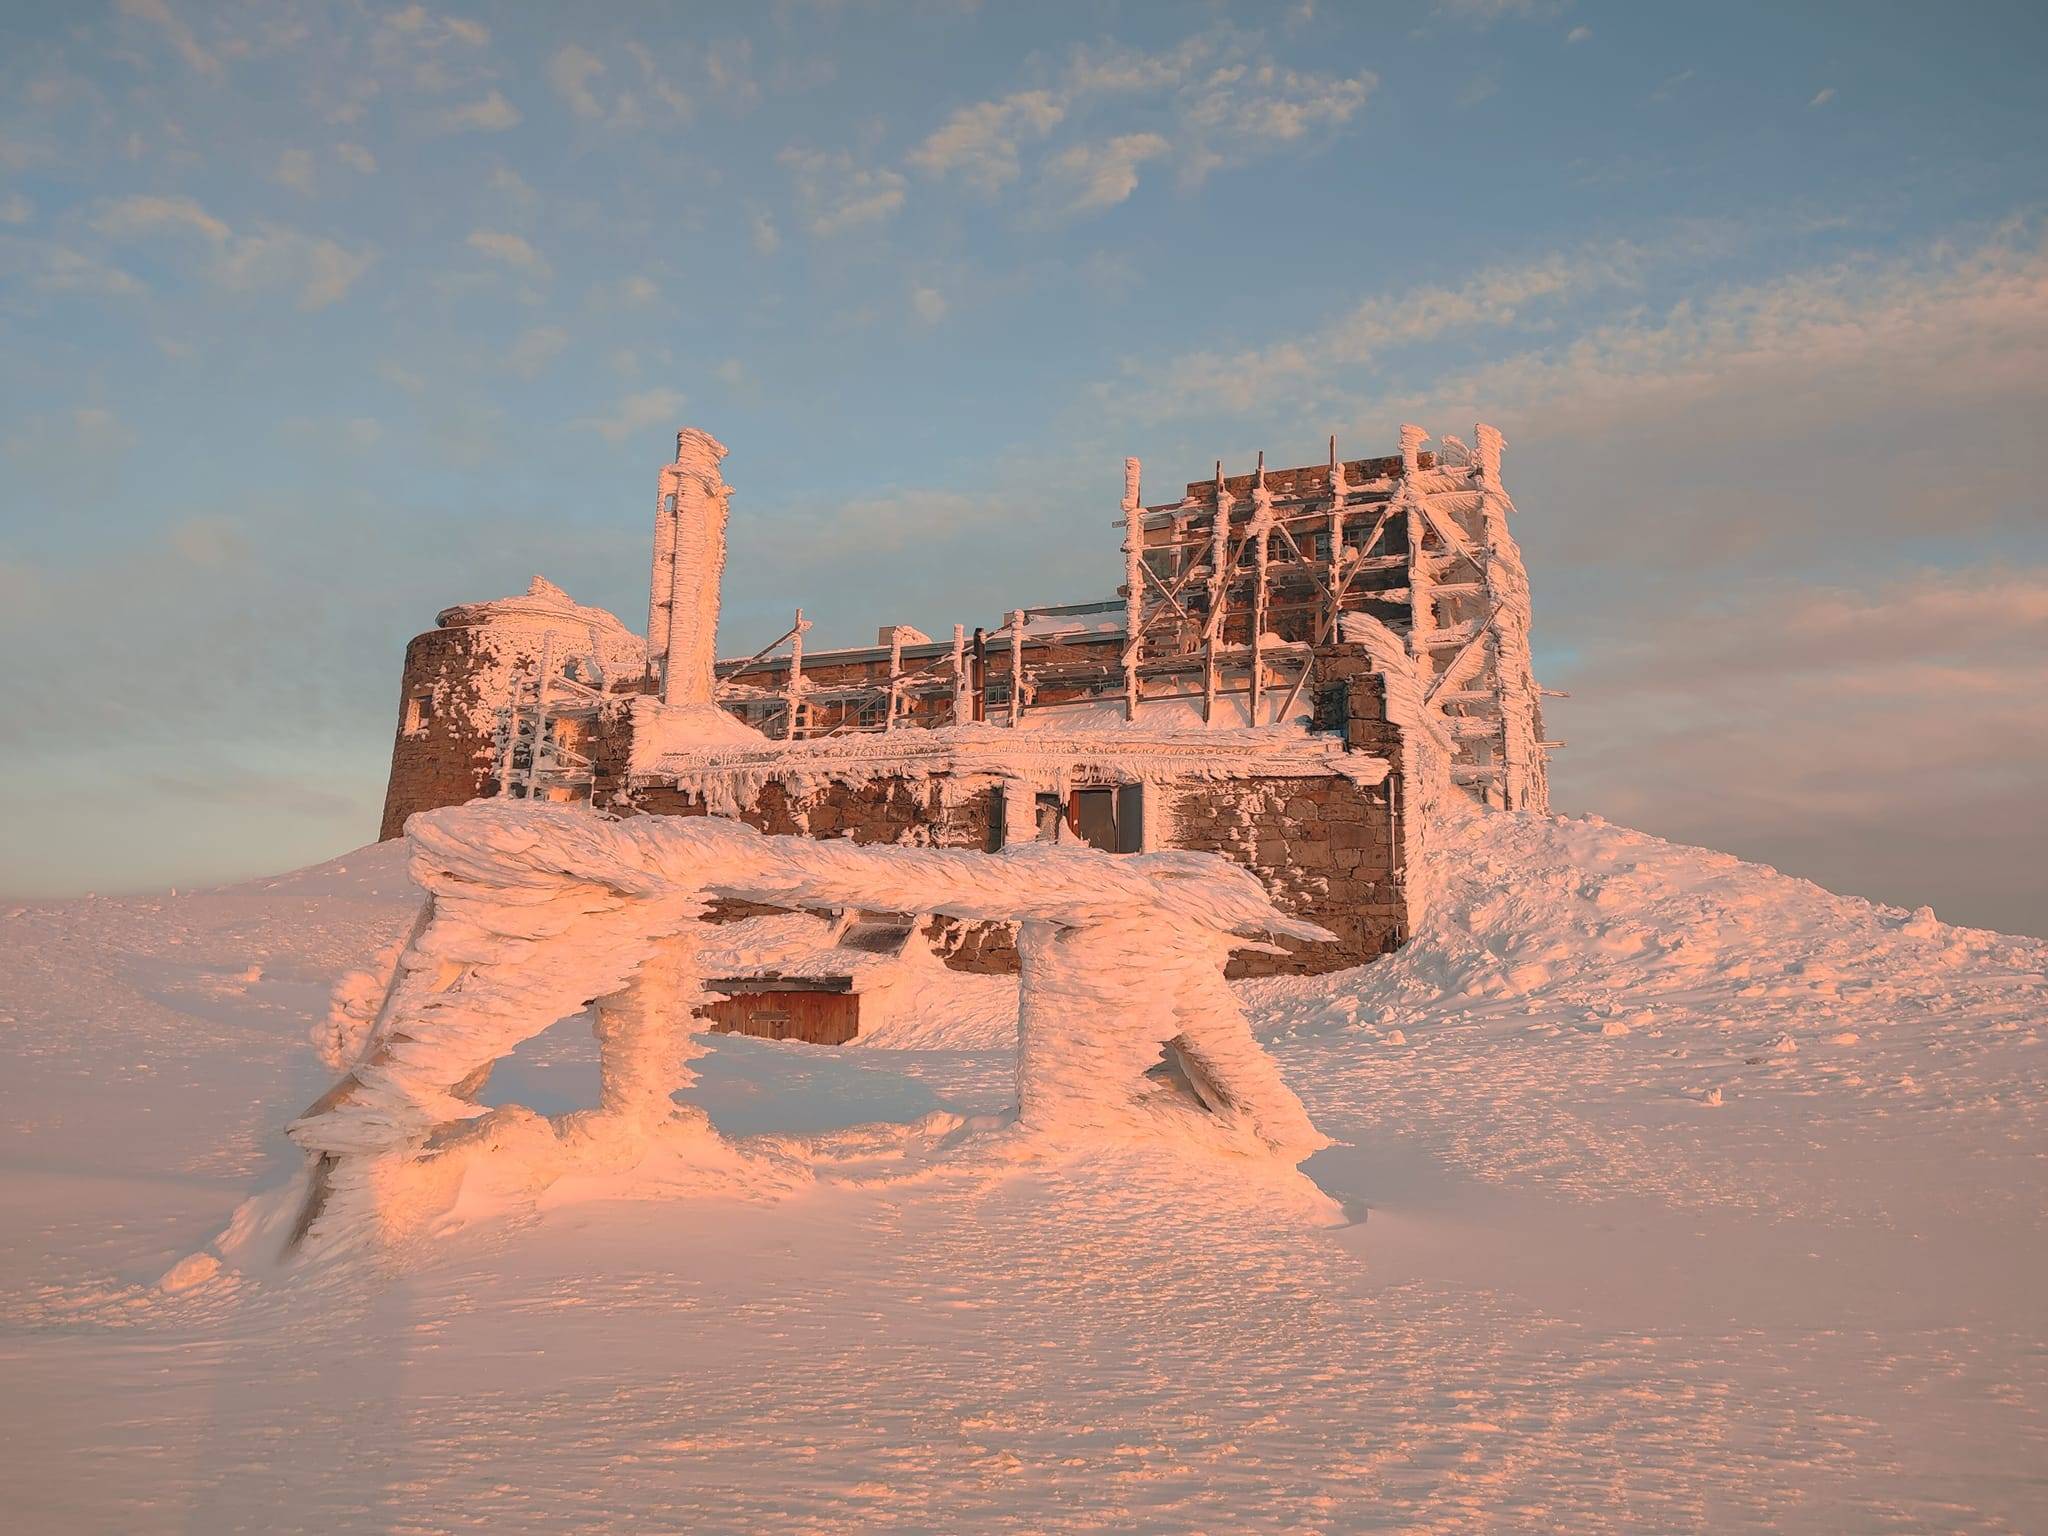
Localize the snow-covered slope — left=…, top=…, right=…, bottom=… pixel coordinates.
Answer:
left=3, top=812, right=2043, bottom=1531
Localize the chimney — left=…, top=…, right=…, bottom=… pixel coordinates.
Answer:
left=647, top=427, right=732, bottom=707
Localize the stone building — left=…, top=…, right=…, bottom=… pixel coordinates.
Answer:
left=379, top=424, right=1552, bottom=978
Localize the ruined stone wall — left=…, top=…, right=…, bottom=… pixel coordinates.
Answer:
left=597, top=755, right=1401, bottom=978
left=1168, top=772, right=1404, bottom=977
left=378, top=626, right=500, bottom=841
left=607, top=770, right=1018, bottom=970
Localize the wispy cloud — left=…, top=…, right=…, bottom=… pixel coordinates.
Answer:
left=1809, top=87, right=1837, bottom=108
left=545, top=41, right=690, bottom=126
left=581, top=387, right=686, bottom=444
left=1114, top=237, right=1652, bottom=418
left=0, top=236, right=144, bottom=297
left=274, top=148, right=315, bottom=193
left=778, top=147, right=906, bottom=235
left=909, top=90, right=1065, bottom=191
left=1037, top=133, right=1170, bottom=216
left=117, top=0, right=222, bottom=79
left=93, top=193, right=230, bottom=243
left=902, top=30, right=1373, bottom=218
left=441, top=89, right=520, bottom=132
left=1553, top=563, right=2048, bottom=930
left=91, top=193, right=374, bottom=309
left=507, top=324, right=569, bottom=378
left=467, top=228, right=549, bottom=277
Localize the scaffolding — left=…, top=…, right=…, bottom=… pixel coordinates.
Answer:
left=1118, top=425, right=1552, bottom=811
left=490, top=631, right=617, bottom=804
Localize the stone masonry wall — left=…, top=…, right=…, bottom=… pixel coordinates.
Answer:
left=378, top=626, right=499, bottom=842
left=1169, top=771, right=1403, bottom=978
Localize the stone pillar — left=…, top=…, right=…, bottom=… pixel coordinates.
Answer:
left=648, top=427, right=732, bottom=707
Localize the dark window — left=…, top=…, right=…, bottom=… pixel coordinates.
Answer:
left=1116, top=783, right=1145, bottom=852
left=1072, top=788, right=1117, bottom=852
left=1035, top=792, right=1064, bottom=841
left=986, top=786, right=1006, bottom=852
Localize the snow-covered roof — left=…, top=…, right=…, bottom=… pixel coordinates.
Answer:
left=438, top=575, right=640, bottom=641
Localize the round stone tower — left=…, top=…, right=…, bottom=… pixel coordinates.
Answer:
left=377, top=577, right=648, bottom=840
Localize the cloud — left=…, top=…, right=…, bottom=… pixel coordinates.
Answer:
left=441, top=90, right=519, bottom=132
left=117, top=0, right=222, bottom=79
left=381, top=5, right=489, bottom=50
left=489, top=165, right=539, bottom=214
left=467, top=228, right=549, bottom=276
left=778, top=147, right=907, bottom=236
left=1179, top=63, right=1373, bottom=154
left=1809, top=87, right=1837, bottom=108
left=274, top=147, right=315, bottom=193
left=90, top=194, right=375, bottom=309
left=580, top=275, right=664, bottom=314
left=336, top=142, right=377, bottom=174
left=1384, top=224, right=2048, bottom=445
left=1566, top=25, right=1592, bottom=43
left=0, top=192, right=30, bottom=225
left=92, top=193, right=230, bottom=244
left=548, top=44, right=607, bottom=119
left=215, top=225, right=375, bottom=309
left=910, top=284, right=948, bottom=324
left=581, top=387, right=686, bottom=444
left=1118, top=237, right=1649, bottom=417
left=1037, top=132, right=1170, bottom=216
left=507, top=324, right=569, bottom=378
left=1550, top=564, right=2048, bottom=933
left=1433, top=0, right=1553, bottom=22
left=0, top=236, right=144, bottom=297
left=749, top=209, right=780, bottom=255
left=907, top=35, right=1371, bottom=209
left=545, top=38, right=697, bottom=126
left=763, top=488, right=1006, bottom=565
left=1651, top=70, right=1695, bottom=103
left=909, top=90, right=1065, bottom=191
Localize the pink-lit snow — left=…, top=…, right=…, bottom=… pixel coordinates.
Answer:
left=2, top=807, right=2043, bottom=1530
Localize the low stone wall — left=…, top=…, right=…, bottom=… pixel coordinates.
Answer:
left=602, top=759, right=1401, bottom=978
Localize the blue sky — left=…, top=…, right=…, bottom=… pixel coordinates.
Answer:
left=3, top=0, right=2045, bottom=933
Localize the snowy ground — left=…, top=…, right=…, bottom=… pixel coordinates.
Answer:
left=3, top=809, right=2044, bottom=1532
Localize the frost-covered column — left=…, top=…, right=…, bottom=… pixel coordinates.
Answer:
left=784, top=607, right=810, bottom=740
left=1470, top=423, right=1549, bottom=812
left=1248, top=465, right=1274, bottom=724
left=950, top=624, right=969, bottom=724
left=1325, top=457, right=1349, bottom=641
left=1204, top=466, right=1233, bottom=725
left=649, top=427, right=732, bottom=707
left=1006, top=608, right=1025, bottom=726
left=1014, top=906, right=1325, bottom=1160
left=588, top=928, right=707, bottom=1125
left=1121, top=457, right=1143, bottom=721
left=1399, top=423, right=1434, bottom=664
